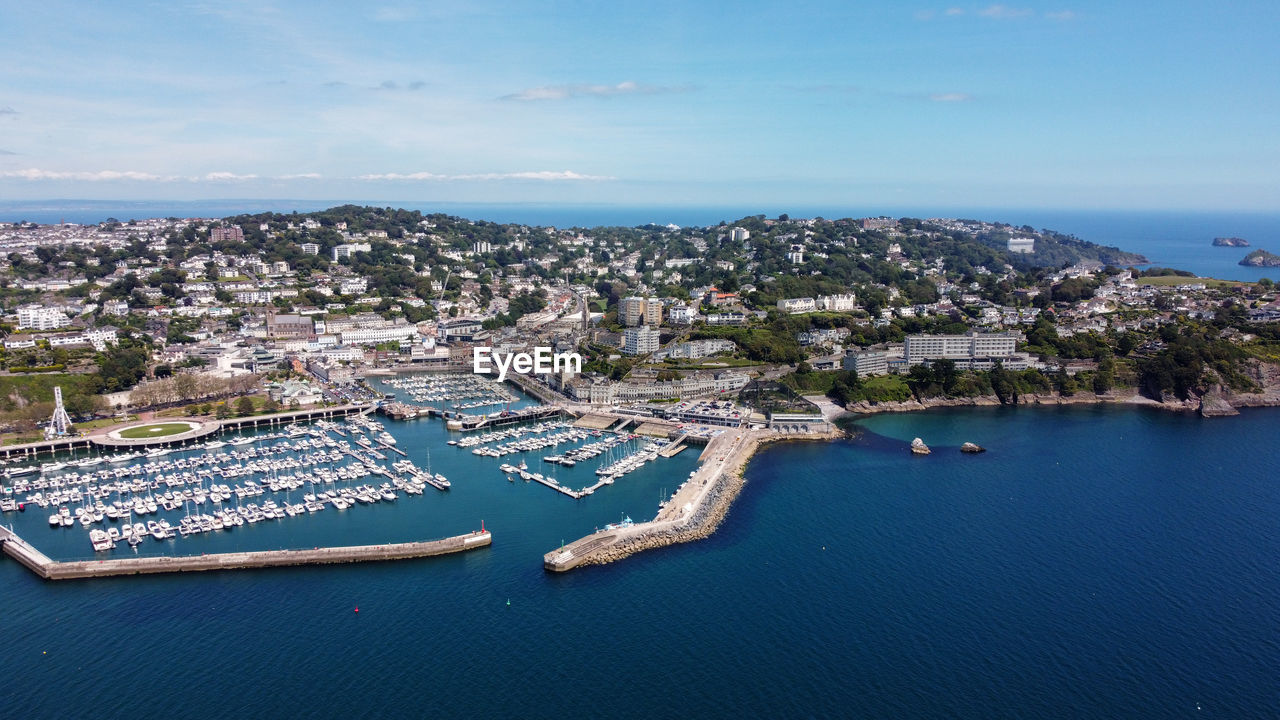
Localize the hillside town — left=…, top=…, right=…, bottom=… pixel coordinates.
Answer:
left=0, top=206, right=1275, bottom=438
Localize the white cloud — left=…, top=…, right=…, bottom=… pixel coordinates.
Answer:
left=945, top=7, right=965, bottom=15
left=203, top=172, right=258, bottom=181
left=978, top=5, right=1033, bottom=19
left=1045, top=10, right=1076, bottom=21
left=0, top=107, right=16, bottom=116
left=930, top=93, right=973, bottom=102
left=501, top=81, right=678, bottom=102
left=0, top=168, right=172, bottom=181
left=278, top=173, right=323, bottom=180
left=357, top=170, right=612, bottom=181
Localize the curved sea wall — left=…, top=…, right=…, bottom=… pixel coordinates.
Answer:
left=544, top=429, right=842, bottom=571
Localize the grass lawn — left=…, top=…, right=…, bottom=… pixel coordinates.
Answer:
left=73, top=416, right=137, bottom=431
left=117, top=422, right=195, bottom=439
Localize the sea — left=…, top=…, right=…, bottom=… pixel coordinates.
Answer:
left=2, top=396, right=1278, bottom=718
left=1, top=200, right=1278, bottom=281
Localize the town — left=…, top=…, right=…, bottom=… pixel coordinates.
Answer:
left=0, top=204, right=1277, bottom=443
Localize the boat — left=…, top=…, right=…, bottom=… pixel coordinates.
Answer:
left=603, top=514, right=634, bottom=531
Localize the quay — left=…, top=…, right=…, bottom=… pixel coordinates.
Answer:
left=0, top=524, right=491, bottom=580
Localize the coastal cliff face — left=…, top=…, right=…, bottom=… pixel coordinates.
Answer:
left=1213, top=237, right=1250, bottom=247
left=843, top=361, right=1280, bottom=419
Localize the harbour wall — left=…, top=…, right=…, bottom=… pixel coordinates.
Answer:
left=0, top=525, right=491, bottom=581
left=544, top=429, right=841, bottom=572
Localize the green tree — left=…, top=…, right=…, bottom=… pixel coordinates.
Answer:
left=235, top=396, right=255, bottom=416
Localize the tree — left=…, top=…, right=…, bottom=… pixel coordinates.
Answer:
left=262, top=397, right=280, bottom=413
left=215, top=403, right=231, bottom=419
left=235, top=397, right=255, bottom=416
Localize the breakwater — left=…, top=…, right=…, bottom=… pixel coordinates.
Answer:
left=0, top=524, right=491, bottom=580
left=544, top=428, right=841, bottom=571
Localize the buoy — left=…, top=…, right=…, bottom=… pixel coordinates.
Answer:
left=506, top=598, right=511, bottom=606
left=354, top=607, right=359, bottom=613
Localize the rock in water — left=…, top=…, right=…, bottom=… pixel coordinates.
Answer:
left=1212, top=237, right=1250, bottom=247
left=960, top=442, right=986, bottom=453
left=910, top=437, right=931, bottom=455
left=1239, top=249, right=1280, bottom=267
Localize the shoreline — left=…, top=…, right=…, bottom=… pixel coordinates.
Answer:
left=843, top=386, right=1280, bottom=418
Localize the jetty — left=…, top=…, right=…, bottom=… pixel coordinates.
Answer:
left=0, top=524, right=491, bottom=580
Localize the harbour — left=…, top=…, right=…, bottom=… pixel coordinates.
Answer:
left=0, top=372, right=706, bottom=570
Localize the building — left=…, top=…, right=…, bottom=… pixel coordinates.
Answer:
left=619, top=296, right=662, bottom=327
left=340, top=324, right=417, bottom=346
left=472, top=240, right=492, bottom=254
left=903, top=331, right=1018, bottom=364
left=777, top=297, right=817, bottom=314
left=668, top=304, right=699, bottom=325
left=730, top=227, right=750, bottom=242
left=1008, top=237, right=1036, bottom=254
left=16, top=305, right=71, bottom=331
left=266, top=313, right=314, bottom=339
left=787, top=244, right=805, bottom=264
left=209, top=225, right=244, bottom=243
left=301, top=243, right=320, bottom=255
left=817, top=293, right=857, bottom=312
left=843, top=350, right=890, bottom=376
left=653, top=338, right=736, bottom=360
left=103, top=299, right=130, bottom=317
left=622, top=325, right=660, bottom=355
left=332, top=242, right=372, bottom=261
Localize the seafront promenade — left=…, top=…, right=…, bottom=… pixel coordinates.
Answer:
left=0, top=524, right=491, bottom=580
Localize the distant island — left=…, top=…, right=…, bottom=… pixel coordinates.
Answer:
left=1213, top=237, right=1250, bottom=247
left=1239, top=249, right=1280, bottom=267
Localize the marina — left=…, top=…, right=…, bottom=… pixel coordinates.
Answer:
left=0, top=372, right=705, bottom=569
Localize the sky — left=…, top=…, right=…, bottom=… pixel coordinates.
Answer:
left=0, top=0, right=1277, bottom=211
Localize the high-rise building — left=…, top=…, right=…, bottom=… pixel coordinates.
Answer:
left=622, top=326, right=660, bottom=355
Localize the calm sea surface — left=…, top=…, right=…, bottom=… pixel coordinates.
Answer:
left=2, top=402, right=1277, bottom=719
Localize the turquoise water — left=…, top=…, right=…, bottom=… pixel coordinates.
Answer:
left=2, top=404, right=1279, bottom=718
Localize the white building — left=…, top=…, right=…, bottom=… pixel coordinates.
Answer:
left=17, top=305, right=71, bottom=331
left=340, top=324, right=418, bottom=346
left=332, top=242, right=372, bottom=261
left=730, top=227, right=750, bottom=242
left=777, top=297, right=817, bottom=314
left=903, top=331, right=1018, bottom=364
left=301, top=243, right=320, bottom=255
left=668, top=304, right=699, bottom=325
left=622, top=325, right=660, bottom=355
left=817, top=293, right=857, bottom=312
left=1008, top=237, right=1036, bottom=254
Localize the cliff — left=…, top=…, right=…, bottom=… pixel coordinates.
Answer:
left=844, top=361, right=1280, bottom=419
left=1213, top=237, right=1250, bottom=247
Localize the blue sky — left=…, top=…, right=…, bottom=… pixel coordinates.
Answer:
left=0, top=0, right=1277, bottom=210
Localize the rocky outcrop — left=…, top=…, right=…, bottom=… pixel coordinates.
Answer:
left=1198, top=386, right=1240, bottom=417
left=1213, top=237, right=1250, bottom=247
left=910, top=437, right=930, bottom=454
left=960, top=442, right=986, bottom=453
left=1240, top=249, right=1280, bottom=267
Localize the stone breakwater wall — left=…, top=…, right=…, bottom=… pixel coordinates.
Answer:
left=551, top=430, right=842, bottom=571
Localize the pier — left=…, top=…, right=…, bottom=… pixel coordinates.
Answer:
left=0, top=524, right=491, bottom=580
